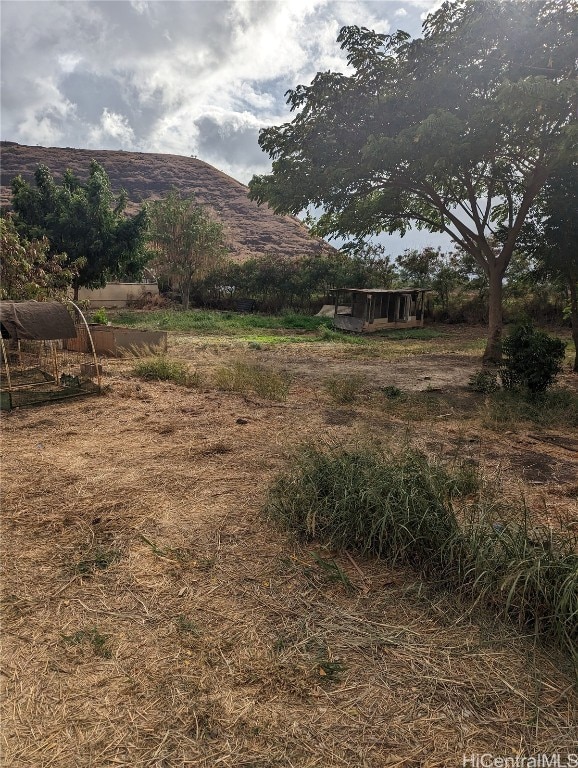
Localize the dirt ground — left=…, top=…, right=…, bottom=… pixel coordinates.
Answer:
left=2, top=329, right=577, bottom=767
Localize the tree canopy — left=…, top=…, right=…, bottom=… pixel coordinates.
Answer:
left=249, top=0, right=577, bottom=362
left=0, top=215, right=80, bottom=301
left=11, top=161, right=150, bottom=299
left=148, top=190, right=228, bottom=311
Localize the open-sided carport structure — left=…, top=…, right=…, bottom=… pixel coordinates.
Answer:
left=331, top=288, right=428, bottom=333
left=0, top=300, right=101, bottom=410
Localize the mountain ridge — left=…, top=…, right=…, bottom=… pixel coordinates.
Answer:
left=0, top=142, right=336, bottom=262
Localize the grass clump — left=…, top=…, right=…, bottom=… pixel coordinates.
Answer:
left=213, top=360, right=291, bottom=401
left=379, top=328, right=445, bottom=340
left=380, top=385, right=405, bottom=400
left=265, top=443, right=577, bottom=666
left=266, top=445, right=468, bottom=574
left=175, top=614, right=200, bottom=636
left=483, top=388, right=578, bottom=429
left=73, top=547, right=120, bottom=575
left=459, top=513, right=578, bottom=661
left=317, top=325, right=367, bottom=344
left=132, top=356, right=203, bottom=388
left=324, top=374, right=365, bottom=404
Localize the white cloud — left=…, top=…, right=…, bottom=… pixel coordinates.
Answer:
left=129, top=1, right=151, bottom=15
left=407, top=0, right=445, bottom=20
left=57, top=53, right=83, bottom=74
left=88, top=108, right=136, bottom=148
left=17, top=114, right=63, bottom=148
left=394, top=8, right=408, bottom=17
left=0, top=0, right=424, bottom=181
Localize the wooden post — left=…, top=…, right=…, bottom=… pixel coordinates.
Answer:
left=0, top=338, right=12, bottom=392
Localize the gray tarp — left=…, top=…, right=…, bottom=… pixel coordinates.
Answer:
left=0, top=301, right=77, bottom=340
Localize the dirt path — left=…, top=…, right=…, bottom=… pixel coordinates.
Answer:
left=264, top=351, right=481, bottom=391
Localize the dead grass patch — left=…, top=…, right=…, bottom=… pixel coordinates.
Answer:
left=2, top=332, right=577, bottom=766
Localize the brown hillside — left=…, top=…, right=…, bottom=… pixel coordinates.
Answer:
left=0, top=142, right=336, bottom=262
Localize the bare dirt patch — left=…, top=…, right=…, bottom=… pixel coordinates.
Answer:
left=2, top=336, right=577, bottom=767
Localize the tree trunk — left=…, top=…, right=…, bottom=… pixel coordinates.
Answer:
left=73, top=280, right=79, bottom=302
left=569, top=278, right=578, bottom=373
left=181, top=276, right=192, bottom=311
left=483, top=266, right=504, bottom=366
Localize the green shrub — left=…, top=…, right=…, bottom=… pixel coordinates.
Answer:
left=92, top=307, right=109, bottom=325
left=468, top=370, right=499, bottom=393
left=500, top=324, right=566, bottom=393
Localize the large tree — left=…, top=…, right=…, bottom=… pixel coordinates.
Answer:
left=249, top=1, right=577, bottom=362
left=148, top=191, right=227, bottom=310
left=11, top=161, right=149, bottom=300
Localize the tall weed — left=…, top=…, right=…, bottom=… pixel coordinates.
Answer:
left=265, top=443, right=577, bottom=667
left=482, top=389, right=578, bottom=429
left=266, top=445, right=469, bottom=575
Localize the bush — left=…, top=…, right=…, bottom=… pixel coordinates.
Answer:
left=500, top=324, right=566, bottom=393
left=92, top=307, right=109, bottom=325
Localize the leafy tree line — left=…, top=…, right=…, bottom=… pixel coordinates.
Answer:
left=1, top=159, right=573, bottom=334
left=0, top=216, right=80, bottom=301
left=191, top=244, right=573, bottom=324
left=1, top=164, right=227, bottom=309
left=193, top=245, right=396, bottom=313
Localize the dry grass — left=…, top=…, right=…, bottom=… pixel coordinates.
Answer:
left=2, top=332, right=577, bottom=767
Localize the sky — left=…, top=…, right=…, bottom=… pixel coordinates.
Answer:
left=0, top=0, right=451, bottom=253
